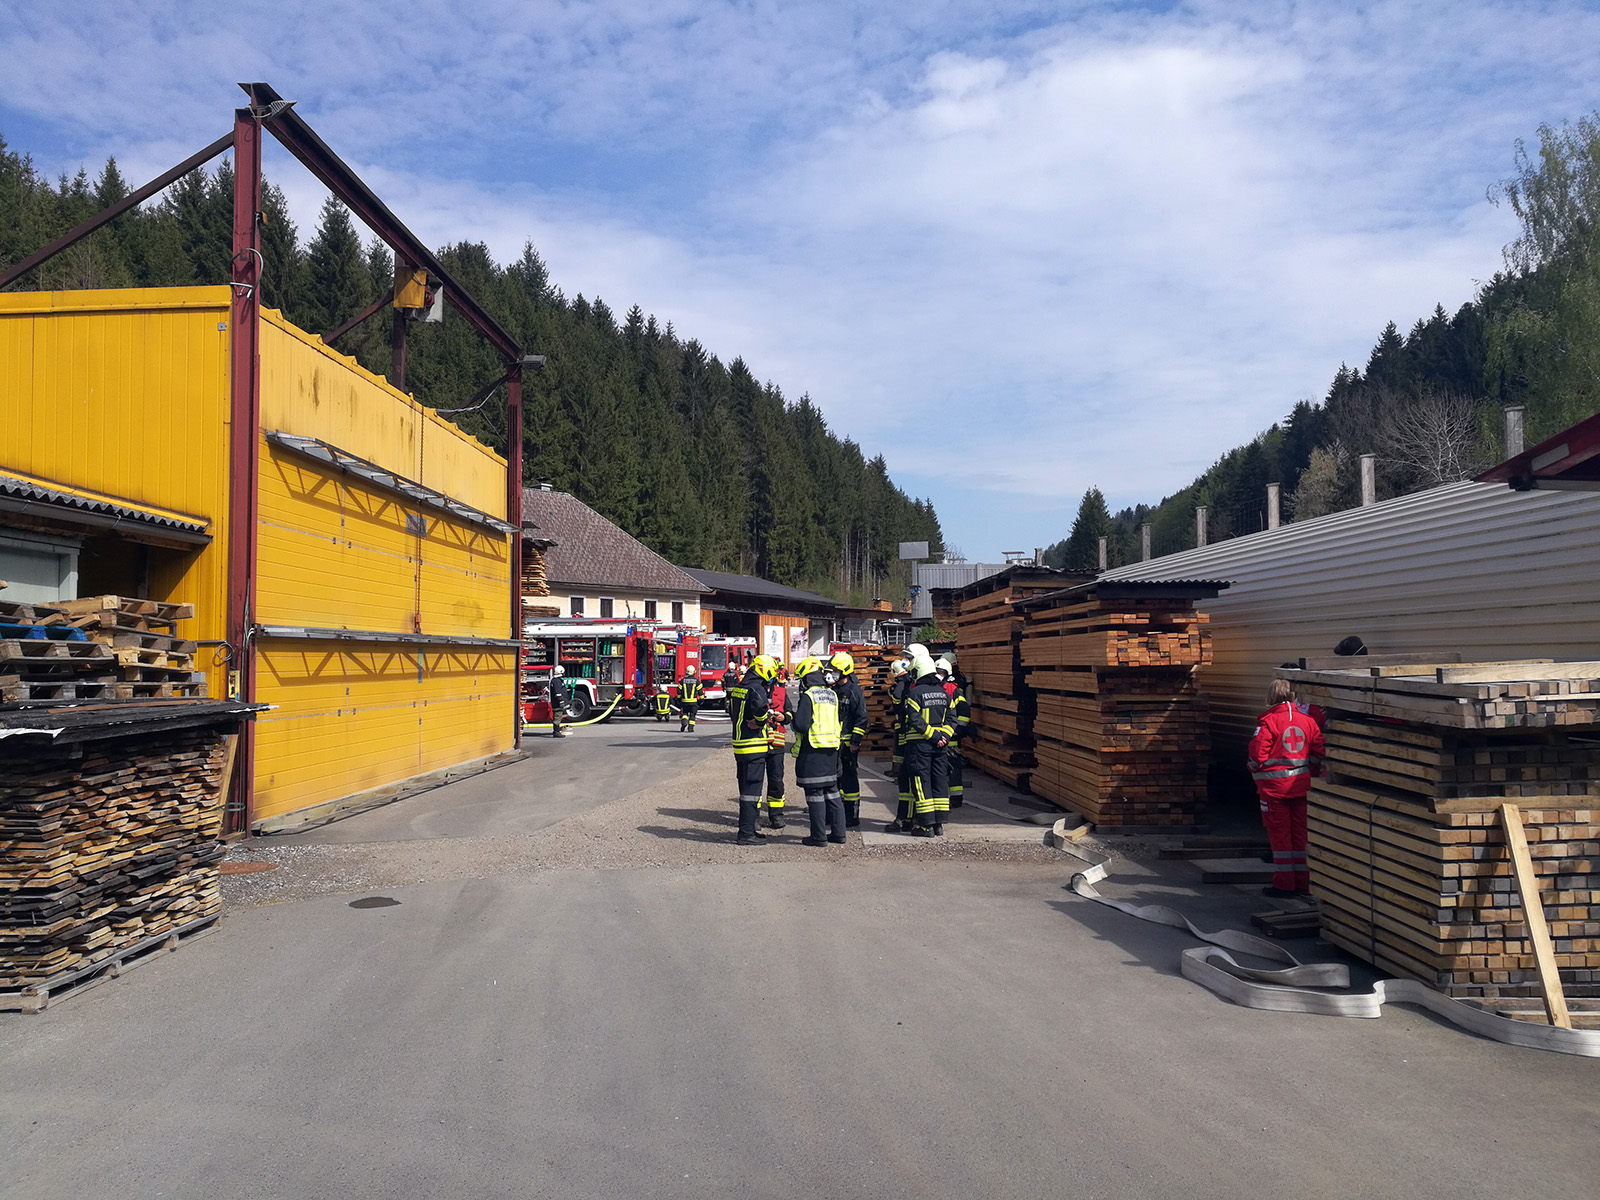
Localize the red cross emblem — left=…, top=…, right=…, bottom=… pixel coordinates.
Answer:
left=1282, top=726, right=1306, bottom=756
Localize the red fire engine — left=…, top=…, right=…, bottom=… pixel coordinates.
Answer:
left=696, top=636, right=757, bottom=705
left=522, top=618, right=701, bottom=720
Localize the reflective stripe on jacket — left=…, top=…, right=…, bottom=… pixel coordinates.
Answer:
left=728, top=672, right=770, bottom=756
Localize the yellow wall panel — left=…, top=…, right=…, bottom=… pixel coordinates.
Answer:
left=257, top=310, right=507, bottom=519
left=0, top=287, right=233, bottom=682
left=252, top=643, right=515, bottom=821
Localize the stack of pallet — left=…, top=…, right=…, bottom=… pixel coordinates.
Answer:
left=1, top=596, right=203, bottom=702
left=1289, top=660, right=1600, bottom=1002
left=0, top=726, right=232, bottom=1003
left=1021, top=589, right=1212, bottom=828
left=954, top=585, right=1052, bottom=787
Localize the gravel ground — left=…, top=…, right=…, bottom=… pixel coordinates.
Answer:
left=222, top=747, right=1070, bottom=908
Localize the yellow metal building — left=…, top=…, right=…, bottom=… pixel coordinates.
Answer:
left=0, top=285, right=517, bottom=827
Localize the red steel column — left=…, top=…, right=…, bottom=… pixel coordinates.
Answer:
left=226, top=107, right=263, bottom=832
left=507, top=367, right=524, bottom=748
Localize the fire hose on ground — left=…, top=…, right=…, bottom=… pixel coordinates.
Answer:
left=1051, top=819, right=1600, bottom=1057
left=522, top=691, right=623, bottom=733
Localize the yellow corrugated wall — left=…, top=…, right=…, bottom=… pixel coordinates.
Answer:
left=0, top=288, right=233, bottom=680
left=251, top=307, right=514, bottom=822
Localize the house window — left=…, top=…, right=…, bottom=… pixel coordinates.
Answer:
left=570, top=596, right=585, bottom=616
left=671, top=601, right=684, bottom=624
left=644, top=600, right=657, bottom=619
left=599, top=597, right=614, bottom=618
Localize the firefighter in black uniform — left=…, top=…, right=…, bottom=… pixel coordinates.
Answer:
left=677, top=665, right=704, bottom=732
left=903, top=650, right=954, bottom=836
left=937, top=654, right=970, bottom=808
left=884, top=658, right=915, bottom=833
left=791, top=656, right=847, bottom=845
left=828, top=650, right=868, bottom=827
left=727, top=655, right=780, bottom=844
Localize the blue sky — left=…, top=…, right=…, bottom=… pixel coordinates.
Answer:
left=3, top=1, right=1599, bottom=560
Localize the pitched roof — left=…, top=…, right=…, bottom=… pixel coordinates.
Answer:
left=684, top=568, right=840, bottom=611
left=521, top=488, right=707, bottom=594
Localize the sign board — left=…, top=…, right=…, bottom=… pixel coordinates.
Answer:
left=898, top=541, right=929, bottom=560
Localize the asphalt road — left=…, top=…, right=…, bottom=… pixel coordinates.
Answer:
left=2, top=725, right=1596, bottom=1200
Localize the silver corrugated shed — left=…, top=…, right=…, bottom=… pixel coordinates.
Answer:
left=1102, top=481, right=1600, bottom=753
left=911, top=562, right=1008, bottom=618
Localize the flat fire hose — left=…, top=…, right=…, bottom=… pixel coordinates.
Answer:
left=523, top=692, right=623, bottom=733
left=1051, top=820, right=1600, bottom=1057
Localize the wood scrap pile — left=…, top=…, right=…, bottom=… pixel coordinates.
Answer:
left=0, top=595, right=202, bottom=703
left=0, top=726, right=231, bottom=996
left=521, top=546, right=550, bottom=597
left=953, top=583, right=1061, bottom=787
left=1020, top=588, right=1213, bottom=828
left=1287, top=660, right=1600, bottom=1002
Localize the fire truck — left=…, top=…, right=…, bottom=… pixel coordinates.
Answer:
left=696, top=636, right=757, bottom=705
left=522, top=618, right=701, bottom=720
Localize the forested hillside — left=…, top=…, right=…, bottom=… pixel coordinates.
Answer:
left=1046, top=115, right=1600, bottom=571
left=0, top=137, right=943, bottom=603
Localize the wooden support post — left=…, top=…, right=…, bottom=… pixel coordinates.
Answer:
left=1195, top=506, right=1207, bottom=548
left=1096, top=536, right=1107, bottom=571
left=1140, top=523, right=1152, bottom=561
left=1498, top=802, right=1572, bottom=1029
left=1504, top=405, right=1525, bottom=457
left=1359, top=454, right=1376, bottom=506
left=1266, top=482, right=1280, bottom=529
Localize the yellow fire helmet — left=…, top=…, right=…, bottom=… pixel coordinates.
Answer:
left=750, top=655, right=780, bottom=681
left=828, top=650, right=856, bottom=676
left=794, top=655, right=825, bottom=680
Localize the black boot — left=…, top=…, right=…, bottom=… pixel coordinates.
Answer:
left=844, top=800, right=860, bottom=828
left=766, top=804, right=784, bottom=830
left=737, top=800, right=764, bottom=844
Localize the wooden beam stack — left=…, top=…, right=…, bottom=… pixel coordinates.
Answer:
left=1023, top=595, right=1212, bottom=828
left=1, top=596, right=203, bottom=702
left=1288, top=661, right=1600, bottom=1001
left=0, top=726, right=230, bottom=997
left=954, top=583, right=1060, bottom=787
left=521, top=546, right=550, bottom=597
left=849, top=645, right=907, bottom=755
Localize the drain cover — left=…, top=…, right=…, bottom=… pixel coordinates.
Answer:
left=348, top=896, right=400, bottom=909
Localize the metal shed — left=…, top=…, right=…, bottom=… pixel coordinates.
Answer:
left=1101, top=481, right=1600, bottom=753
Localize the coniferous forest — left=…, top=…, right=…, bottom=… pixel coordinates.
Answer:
left=0, top=137, right=944, bottom=604
left=1046, top=115, right=1600, bottom=571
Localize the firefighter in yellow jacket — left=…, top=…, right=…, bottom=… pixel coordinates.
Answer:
left=676, top=666, right=704, bottom=732
left=791, top=656, right=847, bottom=845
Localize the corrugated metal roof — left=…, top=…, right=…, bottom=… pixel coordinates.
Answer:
left=684, top=568, right=838, bottom=610
left=1102, top=481, right=1600, bottom=752
left=910, top=562, right=1008, bottom=618
left=0, top=472, right=210, bottom=543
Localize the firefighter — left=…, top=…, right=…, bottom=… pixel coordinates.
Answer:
left=884, top=658, right=915, bottom=832
left=828, top=650, right=868, bottom=828
left=791, top=656, right=847, bottom=845
left=677, top=665, right=704, bottom=732
left=761, top=664, right=791, bottom=828
left=728, top=655, right=780, bottom=844
left=653, top=676, right=674, bottom=721
left=1248, top=678, right=1325, bottom=898
left=902, top=649, right=954, bottom=836
left=937, top=653, right=969, bottom=808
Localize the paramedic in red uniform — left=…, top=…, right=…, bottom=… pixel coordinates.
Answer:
left=1248, top=679, right=1324, bottom=899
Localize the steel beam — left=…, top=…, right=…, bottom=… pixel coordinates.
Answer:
left=226, top=107, right=264, bottom=834
left=239, top=82, right=521, bottom=364
left=0, top=132, right=234, bottom=291
left=322, top=290, right=392, bottom=345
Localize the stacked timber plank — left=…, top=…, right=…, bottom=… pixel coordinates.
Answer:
left=851, top=645, right=906, bottom=755
left=954, top=584, right=1061, bottom=787
left=1288, top=661, right=1600, bottom=1000
left=521, top=546, right=550, bottom=597
left=0, top=726, right=231, bottom=999
left=1022, top=591, right=1212, bottom=828
left=0, top=595, right=203, bottom=702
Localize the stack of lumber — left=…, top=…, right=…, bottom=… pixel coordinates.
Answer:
left=1288, top=660, right=1600, bottom=1001
left=0, top=727, right=231, bottom=995
left=954, top=583, right=1060, bottom=787
left=1023, top=594, right=1211, bottom=827
left=521, top=546, right=550, bottom=597
left=849, top=645, right=907, bottom=755
left=0, top=595, right=202, bottom=703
